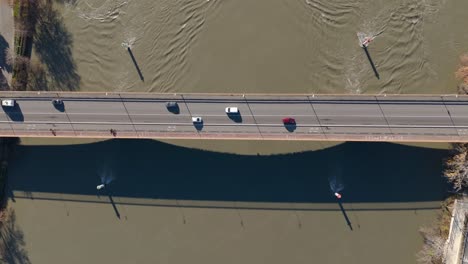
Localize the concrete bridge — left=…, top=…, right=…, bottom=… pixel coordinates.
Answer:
left=1, top=91, right=468, bottom=142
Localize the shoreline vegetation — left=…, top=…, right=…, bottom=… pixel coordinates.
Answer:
left=11, top=0, right=37, bottom=91
left=417, top=53, right=468, bottom=264
left=417, top=196, right=458, bottom=264
left=445, top=53, right=468, bottom=192
left=0, top=1, right=38, bottom=260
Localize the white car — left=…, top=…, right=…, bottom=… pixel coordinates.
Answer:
left=1, top=99, right=15, bottom=107
left=192, top=116, right=203, bottom=123
left=225, top=107, right=239, bottom=114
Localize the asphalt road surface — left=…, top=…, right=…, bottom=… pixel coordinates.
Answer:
left=1, top=92, right=468, bottom=142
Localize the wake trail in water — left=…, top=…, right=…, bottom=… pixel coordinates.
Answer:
left=329, top=175, right=344, bottom=194
left=58, top=0, right=460, bottom=95
left=343, top=0, right=446, bottom=94
left=98, top=166, right=115, bottom=186
left=75, top=0, right=128, bottom=22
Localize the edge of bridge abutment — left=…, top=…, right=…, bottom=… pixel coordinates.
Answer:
left=0, top=91, right=468, bottom=99
left=0, top=132, right=467, bottom=142
left=444, top=198, right=468, bottom=264
left=0, top=91, right=468, bottom=102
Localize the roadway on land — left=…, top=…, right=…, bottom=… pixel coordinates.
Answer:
left=1, top=92, right=468, bottom=142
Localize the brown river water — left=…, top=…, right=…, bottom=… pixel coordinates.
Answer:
left=36, top=0, right=468, bottom=94
left=6, top=1, right=467, bottom=263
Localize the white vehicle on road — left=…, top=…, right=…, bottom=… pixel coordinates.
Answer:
left=1, top=99, right=15, bottom=107
left=225, top=107, right=239, bottom=114
left=192, top=116, right=203, bottom=123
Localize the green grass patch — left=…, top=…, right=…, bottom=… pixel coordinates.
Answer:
left=13, top=0, right=20, bottom=19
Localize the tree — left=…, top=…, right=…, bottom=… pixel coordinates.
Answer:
left=11, top=56, right=30, bottom=91
left=416, top=226, right=445, bottom=264
left=443, top=143, right=468, bottom=191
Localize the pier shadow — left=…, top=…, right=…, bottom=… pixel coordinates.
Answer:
left=338, top=201, right=353, bottom=230
left=362, top=46, right=380, bottom=79
left=106, top=191, right=120, bottom=219
left=34, top=1, right=80, bottom=90
left=127, top=47, right=144, bottom=81
left=7, top=141, right=449, bottom=204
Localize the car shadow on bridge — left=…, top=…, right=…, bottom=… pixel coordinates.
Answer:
left=227, top=113, right=243, bottom=123
left=53, top=102, right=65, bottom=112
left=193, top=122, right=203, bottom=131
left=284, top=123, right=297, bottom=132
left=2, top=104, right=24, bottom=122
left=7, top=140, right=450, bottom=205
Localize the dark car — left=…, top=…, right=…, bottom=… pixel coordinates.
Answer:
left=166, top=102, right=179, bottom=114
left=282, top=117, right=296, bottom=124
left=52, top=99, right=63, bottom=105
left=52, top=99, right=65, bottom=112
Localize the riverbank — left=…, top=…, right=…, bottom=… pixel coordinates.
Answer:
left=416, top=53, right=468, bottom=264
left=443, top=198, right=468, bottom=264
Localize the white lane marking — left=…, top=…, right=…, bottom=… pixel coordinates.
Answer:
left=13, top=112, right=468, bottom=118
left=308, top=127, right=320, bottom=133
left=3, top=120, right=468, bottom=129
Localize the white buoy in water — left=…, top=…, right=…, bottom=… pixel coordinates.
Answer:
left=96, top=184, right=105, bottom=190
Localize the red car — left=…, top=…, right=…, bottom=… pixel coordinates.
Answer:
left=282, top=117, right=296, bottom=124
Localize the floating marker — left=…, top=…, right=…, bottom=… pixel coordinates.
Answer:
left=361, top=37, right=372, bottom=48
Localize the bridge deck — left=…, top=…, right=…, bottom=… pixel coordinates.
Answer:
left=1, top=92, right=467, bottom=142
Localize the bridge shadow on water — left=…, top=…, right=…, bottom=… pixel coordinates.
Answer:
left=7, top=140, right=449, bottom=204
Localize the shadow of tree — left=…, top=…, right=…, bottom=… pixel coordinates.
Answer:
left=0, top=207, right=31, bottom=264
left=0, top=35, right=12, bottom=73
left=0, top=72, right=9, bottom=91
left=0, top=71, right=10, bottom=91
left=54, top=0, right=78, bottom=5
left=27, top=61, right=49, bottom=91
left=34, top=0, right=79, bottom=91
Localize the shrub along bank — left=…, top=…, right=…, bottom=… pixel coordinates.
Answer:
left=11, top=0, right=38, bottom=90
